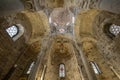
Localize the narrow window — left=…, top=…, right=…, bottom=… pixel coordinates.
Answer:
left=26, top=62, right=35, bottom=74
left=90, top=61, right=101, bottom=74
left=59, top=63, right=65, bottom=78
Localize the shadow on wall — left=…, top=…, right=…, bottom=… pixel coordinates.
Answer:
left=0, top=0, right=24, bottom=16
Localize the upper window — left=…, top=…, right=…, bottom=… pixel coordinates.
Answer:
left=90, top=61, right=101, bottom=75
left=6, top=24, right=24, bottom=41
left=109, top=24, right=120, bottom=36
left=26, top=61, right=35, bottom=74
left=59, top=63, right=65, bottom=78
left=6, top=25, right=18, bottom=38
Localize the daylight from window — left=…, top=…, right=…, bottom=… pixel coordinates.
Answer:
left=109, top=24, right=120, bottom=36
left=6, top=25, right=18, bottom=38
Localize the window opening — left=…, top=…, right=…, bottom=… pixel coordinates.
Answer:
left=59, top=63, right=65, bottom=78
left=90, top=61, right=101, bottom=74
left=6, top=24, right=24, bottom=41
left=6, top=25, right=18, bottom=38
left=26, top=62, right=35, bottom=74
left=109, top=24, right=120, bottom=36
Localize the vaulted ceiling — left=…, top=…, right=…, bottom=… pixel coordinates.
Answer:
left=0, top=0, right=120, bottom=80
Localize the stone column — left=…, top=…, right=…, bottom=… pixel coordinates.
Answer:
left=73, top=41, right=97, bottom=80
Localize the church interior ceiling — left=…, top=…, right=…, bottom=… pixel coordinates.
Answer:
left=0, top=0, right=120, bottom=80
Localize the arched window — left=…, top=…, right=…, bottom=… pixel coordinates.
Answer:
left=109, top=24, right=120, bottom=36
left=90, top=61, right=101, bottom=75
left=103, top=23, right=120, bottom=39
left=59, top=63, right=65, bottom=78
left=6, top=25, right=18, bottom=38
left=26, top=61, right=35, bottom=74
left=6, top=24, right=24, bottom=41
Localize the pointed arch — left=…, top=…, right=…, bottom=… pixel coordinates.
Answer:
left=6, top=24, right=24, bottom=41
